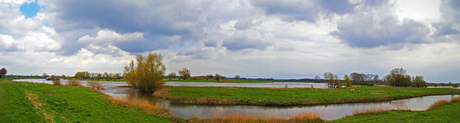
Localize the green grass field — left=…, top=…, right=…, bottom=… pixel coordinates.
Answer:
left=156, top=86, right=460, bottom=106
left=0, top=79, right=172, bottom=122
left=331, top=99, right=460, bottom=122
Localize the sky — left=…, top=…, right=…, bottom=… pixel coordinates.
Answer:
left=0, top=0, right=460, bottom=83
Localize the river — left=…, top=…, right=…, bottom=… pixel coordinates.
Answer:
left=13, top=79, right=460, bottom=120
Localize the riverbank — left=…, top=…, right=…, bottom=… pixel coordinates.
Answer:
left=154, top=86, right=460, bottom=106
left=169, top=79, right=285, bottom=83
left=331, top=96, right=460, bottom=122
left=0, top=79, right=173, bottom=122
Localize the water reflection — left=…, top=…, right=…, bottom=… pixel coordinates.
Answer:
left=13, top=79, right=459, bottom=121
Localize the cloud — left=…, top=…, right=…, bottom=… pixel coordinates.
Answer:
left=250, top=0, right=357, bottom=22
left=222, top=30, right=272, bottom=51
left=331, top=3, right=430, bottom=49
left=432, top=0, right=460, bottom=40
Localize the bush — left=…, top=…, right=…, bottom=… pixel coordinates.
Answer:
left=352, top=82, right=374, bottom=86
left=87, top=80, right=104, bottom=89
left=52, top=76, right=61, bottom=85
left=66, top=79, right=82, bottom=86
left=124, top=52, right=166, bottom=92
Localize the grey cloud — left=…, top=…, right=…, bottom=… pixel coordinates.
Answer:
left=251, top=0, right=357, bottom=22
left=433, top=0, right=460, bottom=38
left=45, top=0, right=205, bottom=54
left=332, top=12, right=430, bottom=48
left=234, top=19, right=255, bottom=30
left=222, top=31, right=271, bottom=51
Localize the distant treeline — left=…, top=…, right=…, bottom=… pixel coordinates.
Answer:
left=74, top=71, right=123, bottom=81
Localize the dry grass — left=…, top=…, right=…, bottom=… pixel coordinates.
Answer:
left=107, top=96, right=171, bottom=117
left=52, top=79, right=61, bottom=85
left=353, top=107, right=391, bottom=115
left=188, top=112, right=323, bottom=123
left=428, top=100, right=451, bottom=110
left=65, top=79, right=82, bottom=86
left=451, top=96, right=460, bottom=103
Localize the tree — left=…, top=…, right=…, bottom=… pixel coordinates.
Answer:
left=343, top=75, right=352, bottom=87
left=178, top=67, right=191, bottom=80
left=385, top=68, right=412, bottom=87
left=215, top=74, right=222, bottom=82
left=314, top=76, right=320, bottom=80
left=412, top=76, right=427, bottom=87
left=235, top=75, right=240, bottom=80
left=0, top=68, right=6, bottom=78
left=123, top=52, right=166, bottom=92
left=324, top=72, right=341, bottom=88
left=167, top=72, right=176, bottom=79
left=43, top=73, right=49, bottom=78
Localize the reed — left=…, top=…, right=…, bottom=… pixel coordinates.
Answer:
left=451, top=96, right=460, bottom=103
left=87, top=80, right=104, bottom=89
left=353, top=107, right=391, bottom=115
left=107, top=96, right=171, bottom=117
left=65, top=79, right=81, bottom=86
left=188, top=112, right=323, bottom=123
left=428, top=100, right=450, bottom=110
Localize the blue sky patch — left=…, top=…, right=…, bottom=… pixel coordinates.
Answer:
left=20, top=1, right=42, bottom=18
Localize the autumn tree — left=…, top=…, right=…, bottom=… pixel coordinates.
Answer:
left=124, top=52, right=166, bottom=92
left=343, top=75, right=352, bottom=87
left=178, top=67, right=191, bottom=80
left=215, top=74, right=222, bottom=82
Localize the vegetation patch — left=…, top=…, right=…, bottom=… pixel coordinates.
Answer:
left=155, top=86, right=460, bottom=106
left=0, top=79, right=172, bottom=122
left=188, top=112, right=324, bottom=123
left=332, top=96, right=460, bottom=122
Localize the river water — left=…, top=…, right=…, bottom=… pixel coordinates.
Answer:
left=13, top=79, right=460, bottom=120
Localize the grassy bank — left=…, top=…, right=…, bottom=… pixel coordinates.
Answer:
left=331, top=97, right=460, bottom=122
left=155, top=86, right=460, bottom=106
left=168, top=79, right=290, bottom=83
left=0, top=79, right=173, bottom=122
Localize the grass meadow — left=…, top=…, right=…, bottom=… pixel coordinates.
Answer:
left=155, top=86, right=460, bottom=106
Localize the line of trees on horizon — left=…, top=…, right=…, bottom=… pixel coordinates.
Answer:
left=74, top=71, right=122, bottom=81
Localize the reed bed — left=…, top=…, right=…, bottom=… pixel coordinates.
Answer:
left=428, top=100, right=451, bottom=110
left=107, top=96, right=171, bottom=117
left=65, top=79, right=82, bottom=86
left=188, top=112, right=323, bottom=123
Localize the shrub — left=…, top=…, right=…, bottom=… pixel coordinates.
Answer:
left=87, top=80, right=104, bottom=89
left=352, top=82, right=374, bottom=86
left=123, top=52, right=166, bottom=92
left=52, top=76, right=61, bottom=85
left=66, top=79, right=82, bottom=86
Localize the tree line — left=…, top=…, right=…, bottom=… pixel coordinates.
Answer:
left=325, top=68, right=427, bottom=88
left=74, top=71, right=122, bottom=81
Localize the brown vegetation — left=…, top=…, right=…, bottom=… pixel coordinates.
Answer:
left=124, top=52, right=166, bottom=92
left=107, top=97, right=171, bottom=116
left=188, top=112, right=323, bottom=123
left=428, top=100, right=451, bottom=110
left=65, top=79, right=82, bottom=86
left=26, top=92, right=55, bottom=122
left=87, top=80, right=104, bottom=89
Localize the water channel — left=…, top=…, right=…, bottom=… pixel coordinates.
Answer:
left=14, top=79, right=460, bottom=120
